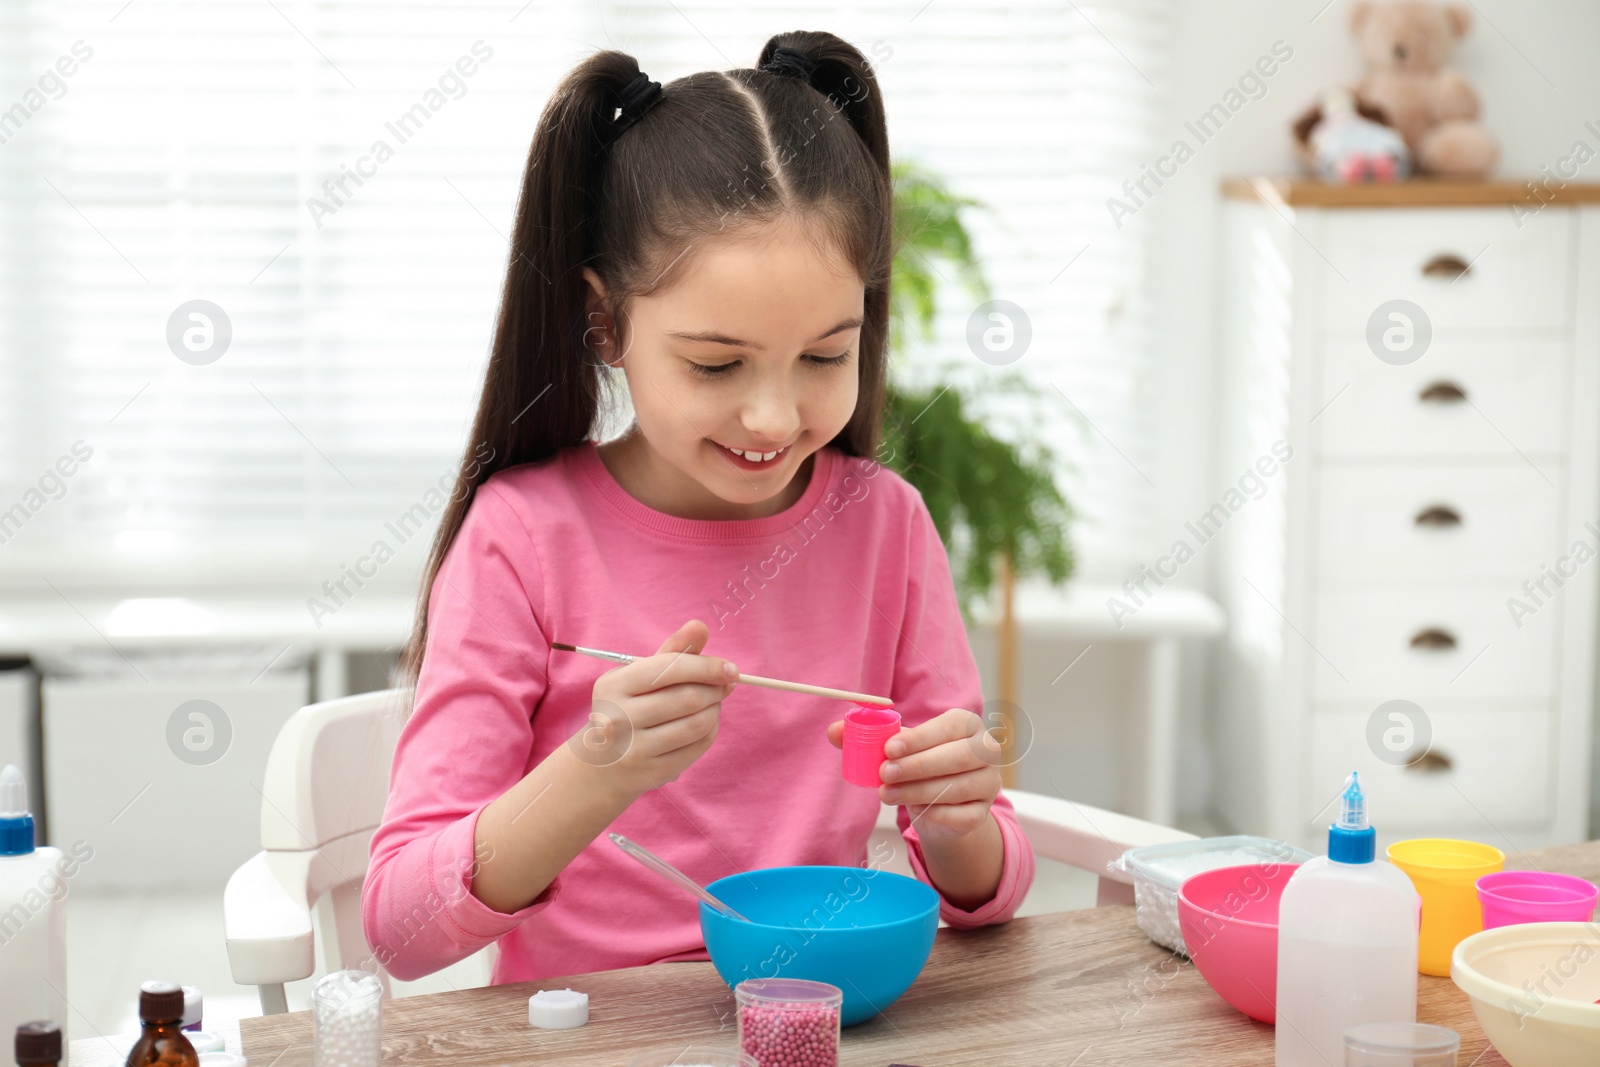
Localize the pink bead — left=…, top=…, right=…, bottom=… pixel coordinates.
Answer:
left=737, top=999, right=840, bottom=1067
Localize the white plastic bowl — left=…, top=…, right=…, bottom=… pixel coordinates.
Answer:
left=1451, top=921, right=1600, bottom=1067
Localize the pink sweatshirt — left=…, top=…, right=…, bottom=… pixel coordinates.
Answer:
left=363, top=440, right=1036, bottom=984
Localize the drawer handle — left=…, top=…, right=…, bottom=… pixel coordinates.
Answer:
left=1403, top=749, right=1453, bottom=774
left=1422, top=253, right=1472, bottom=279
left=1418, top=381, right=1467, bottom=404
left=1414, top=505, right=1462, bottom=528
left=1410, top=628, right=1458, bottom=651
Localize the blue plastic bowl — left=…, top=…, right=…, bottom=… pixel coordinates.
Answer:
left=698, top=864, right=939, bottom=1026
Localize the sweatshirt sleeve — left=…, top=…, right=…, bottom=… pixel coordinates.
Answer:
left=362, top=482, right=561, bottom=981
left=889, top=491, right=1036, bottom=927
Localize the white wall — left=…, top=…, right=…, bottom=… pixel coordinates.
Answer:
left=1136, top=0, right=1600, bottom=822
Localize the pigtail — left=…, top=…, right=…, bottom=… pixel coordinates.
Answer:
left=398, top=50, right=650, bottom=686
left=751, top=32, right=894, bottom=463
left=757, top=32, right=889, bottom=183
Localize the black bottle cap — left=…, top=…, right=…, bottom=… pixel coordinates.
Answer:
left=138, top=981, right=185, bottom=1023
left=14, top=1021, right=62, bottom=1066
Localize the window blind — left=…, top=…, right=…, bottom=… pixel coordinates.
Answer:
left=0, top=0, right=1170, bottom=592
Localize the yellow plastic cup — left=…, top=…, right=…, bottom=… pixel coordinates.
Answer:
left=1387, top=838, right=1504, bottom=976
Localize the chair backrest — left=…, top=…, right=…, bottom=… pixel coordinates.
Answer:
left=259, top=687, right=411, bottom=851
left=259, top=687, right=412, bottom=974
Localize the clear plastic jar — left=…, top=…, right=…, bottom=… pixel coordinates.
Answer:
left=310, top=969, right=383, bottom=1067
left=735, top=978, right=843, bottom=1067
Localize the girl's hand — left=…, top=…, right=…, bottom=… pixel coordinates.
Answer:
left=575, top=619, right=735, bottom=803
left=825, top=708, right=1003, bottom=843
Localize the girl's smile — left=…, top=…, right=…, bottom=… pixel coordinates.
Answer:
left=710, top=439, right=792, bottom=469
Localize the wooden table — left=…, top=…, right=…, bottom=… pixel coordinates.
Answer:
left=70, top=842, right=1600, bottom=1067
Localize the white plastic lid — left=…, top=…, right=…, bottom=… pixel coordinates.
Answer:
left=199, top=1053, right=247, bottom=1067
left=181, top=985, right=203, bottom=1028
left=187, top=1031, right=226, bottom=1054
left=1115, top=835, right=1314, bottom=892
left=527, top=988, right=588, bottom=1029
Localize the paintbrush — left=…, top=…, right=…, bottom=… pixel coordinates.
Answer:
left=551, top=641, right=892, bottom=706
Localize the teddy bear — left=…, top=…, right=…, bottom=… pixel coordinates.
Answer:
left=1348, top=1, right=1499, bottom=178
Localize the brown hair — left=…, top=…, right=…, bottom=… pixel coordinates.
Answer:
left=397, top=31, right=895, bottom=687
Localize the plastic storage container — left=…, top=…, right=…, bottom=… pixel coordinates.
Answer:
left=1109, top=835, right=1312, bottom=955
left=1343, top=1022, right=1459, bottom=1065
left=735, top=978, right=842, bottom=1067
left=310, top=970, right=382, bottom=1067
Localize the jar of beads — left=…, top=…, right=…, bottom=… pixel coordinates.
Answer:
left=310, top=969, right=382, bottom=1067
left=734, top=977, right=843, bottom=1067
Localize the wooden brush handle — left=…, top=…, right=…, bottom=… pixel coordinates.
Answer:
left=734, top=672, right=892, bottom=706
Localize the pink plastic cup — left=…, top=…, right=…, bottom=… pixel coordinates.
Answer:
left=1475, top=870, right=1599, bottom=928
left=841, top=704, right=901, bottom=787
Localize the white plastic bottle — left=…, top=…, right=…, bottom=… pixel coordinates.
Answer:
left=1275, top=772, right=1420, bottom=1067
left=0, top=764, right=67, bottom=1044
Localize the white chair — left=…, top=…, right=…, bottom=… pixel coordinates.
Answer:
left=224, top=688, right=416, bottom=1014
left=226, top=688, right=1193, bottom=1014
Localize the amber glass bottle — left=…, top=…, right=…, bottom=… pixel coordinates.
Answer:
left=124, top=983, right=199, bottom=1067
left=15, top=1020, right=62, bottom=1067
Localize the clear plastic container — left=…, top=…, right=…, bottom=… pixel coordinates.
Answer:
left=311, top=970, right=382, bottom=1067
left=1108, top=835, right=1312, bottom=955
left=735, top=978, right=842, bottom=1067
left=1344, top=1021, right=1459, bottom=1065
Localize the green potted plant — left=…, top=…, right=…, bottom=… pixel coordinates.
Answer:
left=881, top=160, right=1076, bottom=618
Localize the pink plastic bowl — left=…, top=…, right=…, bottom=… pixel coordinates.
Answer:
left=1176, top=862, right=1300, bottom=1024
left=1476, top=870, right=1599, bottom=929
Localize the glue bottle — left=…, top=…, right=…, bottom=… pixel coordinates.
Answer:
left=0, top=766, right=67, bottom=1045
left=1275, top=772, right=1420, bottom=1067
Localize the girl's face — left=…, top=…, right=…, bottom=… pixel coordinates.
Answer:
left=585, top=216, right=864, bottom=521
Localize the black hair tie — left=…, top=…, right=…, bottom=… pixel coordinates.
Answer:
left=605, top=70, right=663, bottom=147
left=762, top=46, right=817, bottom=81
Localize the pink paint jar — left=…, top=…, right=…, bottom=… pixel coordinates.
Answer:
left=841, top=704, right=900, bottom=787
left=735, top=978, right=842, bottom=1067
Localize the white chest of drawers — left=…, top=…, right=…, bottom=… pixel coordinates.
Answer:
left=1212, top=178, right=1600, bottom=851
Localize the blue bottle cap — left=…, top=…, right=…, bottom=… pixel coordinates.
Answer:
left=1328, top=771, right=1375, bottom=864
left=0, top=764, right=35, bottom=856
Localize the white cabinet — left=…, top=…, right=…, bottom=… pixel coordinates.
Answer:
left=1213, top=179, right=1600, bottom=851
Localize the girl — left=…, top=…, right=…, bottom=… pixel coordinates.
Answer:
left=363, top=29, right=1036, bottom=985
